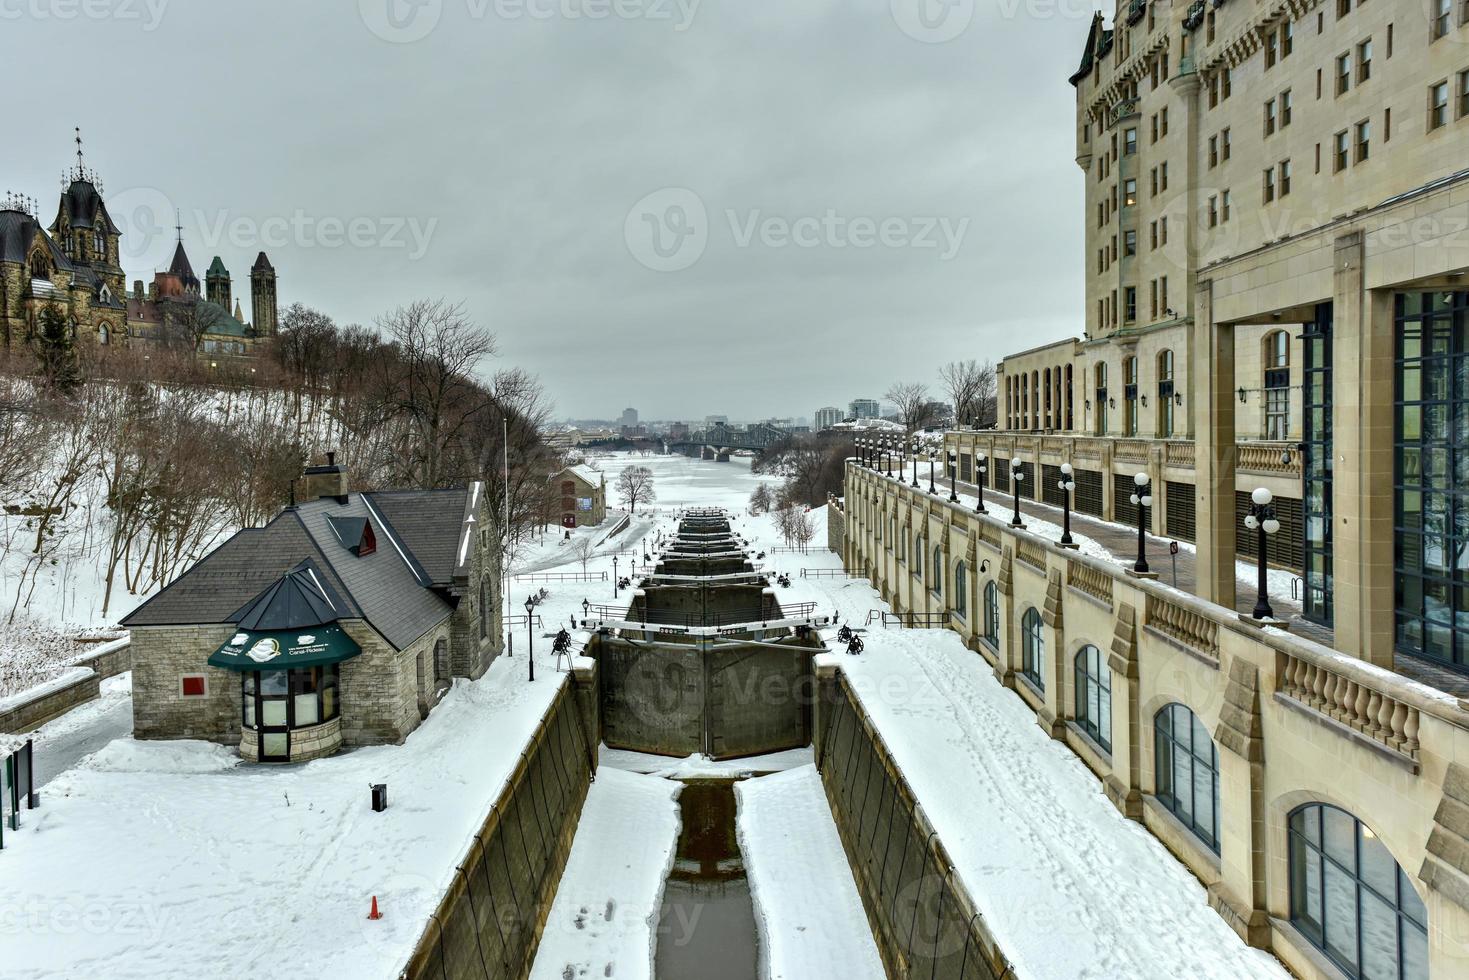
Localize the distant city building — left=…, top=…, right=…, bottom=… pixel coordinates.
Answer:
left=705, top=415, right=729, bottom=428
left=849, top=399, right=879, bottom=420
left=668, top=422, right=690, bottom=439
left=620, top=407, right=639, bottom=429
left=814, top=407, right=843, bottom=430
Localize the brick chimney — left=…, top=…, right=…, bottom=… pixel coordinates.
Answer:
left=302, top=451, right=349, bottom=503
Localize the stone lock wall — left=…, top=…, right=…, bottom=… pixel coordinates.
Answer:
left=814, top=664, right=1010, bottom=980
left=403, top=666, right=599, bottom=980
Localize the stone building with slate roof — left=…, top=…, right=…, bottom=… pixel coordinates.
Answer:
left=549, top=464, right=607, bottom=528
left=0, top=139, right=278, bottom=360
left=119, top=455, right=502, bottom=762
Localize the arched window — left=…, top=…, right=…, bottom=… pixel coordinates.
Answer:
left=932, top=545, right=943, bottom=595
left=1073, top=645, right=1112, bottom=751
left=433, top=637, right=450, bottom=687
left=1153, top=703, right=1220, bottom=852
left=1094, top=362, right=1109, bottom=434
left=1156, top=349, right=1174, bottom=437
left=983, top=581, right=999, bottom=646
left=953, top=561, right=968, bottom=617
left=1264, top=329, right=1290, bottom=440
left=913, top=534, right=923, bottom=579
left=98, top=322, right=110, bottom=346
left=1288, top=803, right=1427, bottom=979
left=1021, top=607, right=1044, bottom=690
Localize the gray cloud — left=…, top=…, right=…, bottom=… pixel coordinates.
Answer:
left=1, top=0, right=1086, bottom=420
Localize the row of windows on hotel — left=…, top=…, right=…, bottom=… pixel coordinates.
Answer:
left=859, top=517, right=1427, bottom=978
left=1003, top=331, right=1292, bottom=439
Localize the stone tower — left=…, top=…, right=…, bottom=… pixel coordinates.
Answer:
left=47, top=131, right=125, bottom=300
left=250, top=252, right=277, bottom=336
left=206, top=256, right=231, bottom=309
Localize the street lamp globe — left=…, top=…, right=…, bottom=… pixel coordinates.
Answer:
left=1244, top=513, right=1260, bottom=530
left=1252, top=487, right=1274, bottom=507
left=1134, top=471, right=1149, bottom=487
left=1060, top=462, right=1073, bottom=477
left=1263, top=517, right=1281, bottom=534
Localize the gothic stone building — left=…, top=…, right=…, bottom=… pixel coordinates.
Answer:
left=119, top=457, right=502, bottom=763
left=0, top=159, right=278, bottom=357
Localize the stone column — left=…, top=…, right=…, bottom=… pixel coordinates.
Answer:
left=1193, top=278, right=1237, bottom=608
left=995, top=547, right=1017, bottom=688
left=1331, top=232, right=1394, bottom=666
left=1211, top=654, right=1269, bottom=946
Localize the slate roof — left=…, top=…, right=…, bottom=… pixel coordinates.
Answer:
left=121, top=485, right=481, bottom=650
left=252, top=251, right=274, bottom=272
left=0, top=209, right=71, bottom=267
left=51, top=180, right=120, bottom=234
left=230, top=559, right=349, bottom=630
left=169, top=242, right=199, bottom=287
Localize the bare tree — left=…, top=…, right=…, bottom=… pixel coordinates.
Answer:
left=569, top=535, right=597, bottom=573
left=615, top=466, right=656, bottom=514
left=884, top=381, right=937, bottom=435
left=161, top=298, right=229, bottom=353
left=748, top=483, right=774, bottom=515
left=939, top=359, right=998, bottom=428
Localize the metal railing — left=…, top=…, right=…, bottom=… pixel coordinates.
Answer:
left=866, top=609, right=951, bottom=629
left=512, top=570, right=608, bottom=583
left=800, top=568, right=867, bottom=579
left=588, top=601, right=817, bottom=629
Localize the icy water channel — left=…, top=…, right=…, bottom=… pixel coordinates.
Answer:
left=654, top=779, right=760, bottom=980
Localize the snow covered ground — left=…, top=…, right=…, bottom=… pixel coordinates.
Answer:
left=529, top=767, right=682, bottom=980
left=737, top=765, right=885, bottom=980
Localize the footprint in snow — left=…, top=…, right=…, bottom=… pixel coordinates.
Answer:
left=604, top=899, right=615, bottom=921
left=562, top=967, right=574, bottom=980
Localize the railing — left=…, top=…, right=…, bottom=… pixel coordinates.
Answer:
left=1165, top=441, right=1195, bottom=467
left=947, top=432, right=1304, bottom=482
left=504, top=613, right=546, bottom=629
left=1237, top=442, right=1298, bottom=474
left=1145, top=595, right=1221, bottom=659
left=1115, top=439, right=1150, bottom=462
left=801, top=568, right=868, bottom=579
left=1068, top=559, right=1113, bottom=605
left=589, top=602, right=817, bottom=629
left=1277, top=651, right=1422, bottom=760
left=867, top=609, right=952, bottom=629
left=512, top=571, right=608, bottom=583
left=1016, top=539, right=1048, bottom=570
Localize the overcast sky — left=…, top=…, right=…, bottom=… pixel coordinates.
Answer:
left=2, top=0, right=1087, bottom=422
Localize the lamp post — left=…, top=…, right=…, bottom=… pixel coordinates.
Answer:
left=974, top=453, right=988, bottom=514
left=1129, top=471, right=1153, bottom=575
left=1058, top=462, right=1077, bottom=548
left=947, top=451, right=959, bottom=503
left=1245, top=487, right=1281, bottom=620
left=883, top=438, right=894, bottom=478
left=612, top=556, right=619, bottom=598
left=524, top=595, right=536, bottom=682
left=927, top=448, right=938, bottom=494
left=581, top=598, right=590, bottom=626
left=1009, top=456, right=1025, bottom=528
left=909, top=439, right=921, bottom=488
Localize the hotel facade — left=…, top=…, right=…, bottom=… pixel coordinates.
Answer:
left=841, top=1, right=1469, bottom=977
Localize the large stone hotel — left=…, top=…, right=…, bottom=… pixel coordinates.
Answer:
left=841, top=2, right=1469, bottom=977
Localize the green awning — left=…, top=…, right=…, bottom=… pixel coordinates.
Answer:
left=208, top=624, right=361, bottom=671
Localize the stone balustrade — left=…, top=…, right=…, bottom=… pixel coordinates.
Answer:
left=840, top=459, right=1469, bottom=978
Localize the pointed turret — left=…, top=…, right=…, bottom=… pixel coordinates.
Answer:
left=206, top=255, right=231, bottom=308
left=250, top=251, right=277, bottom=337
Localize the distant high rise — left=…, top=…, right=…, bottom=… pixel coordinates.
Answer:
left=621, top=407, right=639, bottom=429
left=814, top=407, right=842, bottom=430
left=850, top=399, right=879, bottom=420
left=705, top=414, right=729, bottom=428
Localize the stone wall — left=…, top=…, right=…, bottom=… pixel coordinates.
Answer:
left=846, top=460, right=1469, bottom=977
left=131, top=624, right=240, bottom=742
left=0, top=636, right=131, bottom=734
left=404, top=665, right=599, bottom=980
left=826, top=496, right=846, bottom=557
left=814, top=663, right=1009, bottom=980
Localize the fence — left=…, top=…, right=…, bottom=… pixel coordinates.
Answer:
left=1, top=738, right=38, bottom=849
left=585, top=601, right=818, bottom=629
left=866, top=610, right=952, bottom=629
left=512, top=571, right=608, bottom=583
left=800, top=568, right=868, bottom=579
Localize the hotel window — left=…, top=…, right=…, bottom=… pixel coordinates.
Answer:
left=1124, top=286, right=1137, bottom=323
left=1074, top=645, right=1112, bottom=752
left=1430, top=81, right=1450, bottom=129
left=1265, top=30, right=1279, bottom=68
left=1281, top=19, right=1294, bottom=56
left=1355, top=120, right=1370, bottom=162
left=1123, top=178, right=1137, bottom=206
left=1206, top=12, right=1215, bottom=43
left=1124, top=229, right=1137, bottom=256
left=1387, top=23, right=1394, bottom=57
left=1160, top=161, right=1168, bottom=191
left=1160, top=275, right=1168, bottom=314
left=1222, top=190, right=1232, bottom=221
left=1265, top=97, right=1277, bottom=136
left=1357, top=39, right=1372, bottom=83
left=1150, top=167, right=1159, bottom=197
left=1386, top=107, right=1393, bottom=141
left=1336, top=53, right=1351, bottom=95
left=1149, top=221, right=1158, bottom=250
left=1208, top=195, right=1219, bottom=227
left=1221, top=127, right=1231, bottom=160
left=1460, top=71, right=1469, bottom=117
left=1264, top=330, right=1290, bottom=439
left=1160, top=106, right=1168, bottom=137
left=1123, top=355, right=1139, bottom=435
left=1125, top=127, right=1138, bottom=154
left=1288, top=804, right=1428, bottom=980
left=1280, top=160, right=1293, bottom=196
left=1337, top=0, right=1351, bottom=16
left=953, top=561, right=967, bottom=617
left=1222, top=67, right=1232, bottom=99
left=932, top=545, right=943, bottom=597
left=1160, top=216, right=1168, bottom=245
left=1154, top=703, right=1220, bottom=852
left=1263, top=167, right=1277, bottom=203
left=1021, top=607, right=1045, bottom=690
left=1334, top=130, right=1350, bottom=171
left=1281, top=89, right=1293, bottom=126
left=1434, top=0, right=1452, bottom=39
left=1095, top=362, right=1109, bottom=434
left=1394, top=290, right=1469, bottom=671
left=1208, top=134, right=1218, bottom=168
left=1157, top=348, right=1175, bottom=436
left=983, top=581, right=999, bottom=646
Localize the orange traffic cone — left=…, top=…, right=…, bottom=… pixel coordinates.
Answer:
left=368, top=896, right=383, bottom=920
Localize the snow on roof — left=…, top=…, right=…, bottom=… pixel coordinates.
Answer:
left=559, top=464, right=603, bottom=487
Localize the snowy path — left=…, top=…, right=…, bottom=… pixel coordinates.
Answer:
left=529, top=768, right=681, bottom=980
left=737, top=765, right=885, bottom=980
left=28, top=672, right=134, bottom=787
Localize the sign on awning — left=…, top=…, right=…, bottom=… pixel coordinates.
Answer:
left=207, top=623, right=361, bottom=671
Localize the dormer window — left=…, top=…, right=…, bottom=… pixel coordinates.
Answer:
left=325, top=515, right=377, bottom=557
